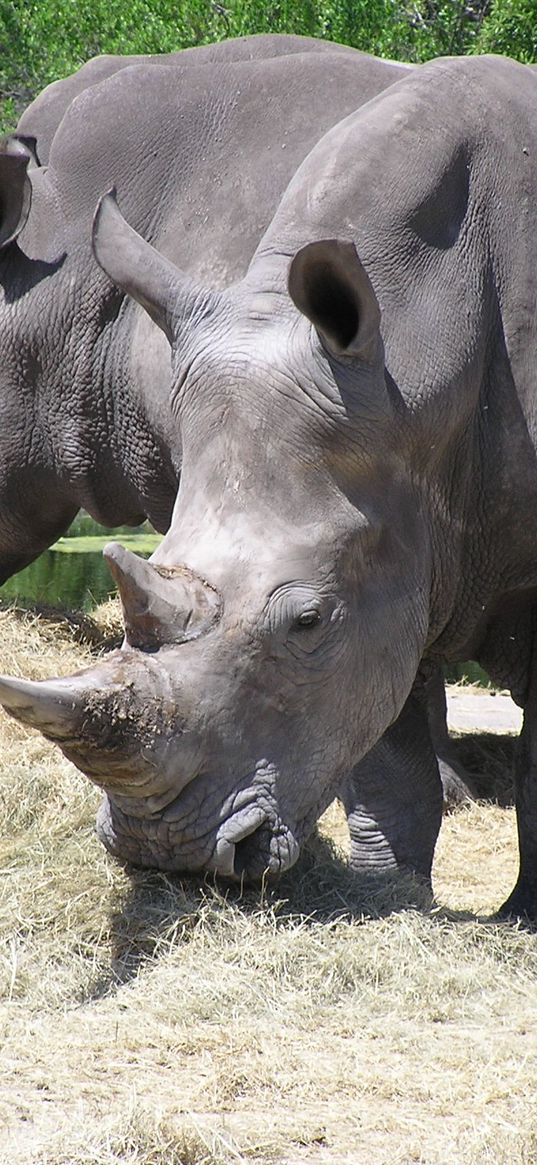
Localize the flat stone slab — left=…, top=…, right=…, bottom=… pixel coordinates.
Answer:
left=446, top=689, right=522, bottom=735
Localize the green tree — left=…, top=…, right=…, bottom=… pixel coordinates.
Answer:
left=476, top=0, right=537, bottom=60
left=0, top=0, right=535, bottom=132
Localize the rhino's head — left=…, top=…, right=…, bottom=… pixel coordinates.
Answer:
left=0, top=194, right=432, bottom=879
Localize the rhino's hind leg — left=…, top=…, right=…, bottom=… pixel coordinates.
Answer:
left=339, top=683, right=443, bottom=885
left=498, top=643, right=537, bottom=922
left=425, top=665, right=478, bottom=809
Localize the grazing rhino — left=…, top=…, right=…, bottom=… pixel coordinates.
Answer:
left=9, top=55, right=521, bottom=903
left=14, top=38, right=476, bottom=812
left=12, top=34, right=476, bottom=810
left=0, top=39, right=407, bottom=582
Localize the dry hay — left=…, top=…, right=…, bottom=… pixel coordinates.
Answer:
left=0, top=596, right=124, bottom=653
left=1, top=608, right=537, bottom=1165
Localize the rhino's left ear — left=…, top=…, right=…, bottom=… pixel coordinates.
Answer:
left=288, top=239, right=381, bottom=363
left=0, top=138, right=33, bottom=250
left=92, top=190, right=214, bottom=345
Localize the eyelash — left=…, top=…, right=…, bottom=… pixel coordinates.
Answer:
left=291, top=610, right=322, bottom=632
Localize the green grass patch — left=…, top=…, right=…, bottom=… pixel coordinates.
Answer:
left=52, top=534, right=160, bottom=555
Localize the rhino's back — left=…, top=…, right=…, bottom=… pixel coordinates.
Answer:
left=17, top=33, right=372, bottom=167
left=32, top=48, right=408, bottom=284
left=256, top=53, right=537, bottom=397
left=257, top=53, right=536, bottom=241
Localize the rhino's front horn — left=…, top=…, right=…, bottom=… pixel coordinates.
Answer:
left=103, top=542, right=221, bottom=649
left=0, top=673, right=86, bottom=739
left=0, top=651, right=179, bottom=792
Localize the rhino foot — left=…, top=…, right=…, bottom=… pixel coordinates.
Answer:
left=437, top=755, right=478, bottom=812
left=496, top=880, right=537, bottom=926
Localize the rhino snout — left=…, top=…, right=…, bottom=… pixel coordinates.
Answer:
left=95, top=781, right=301, bottom=881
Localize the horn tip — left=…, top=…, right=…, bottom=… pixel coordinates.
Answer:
left=0, top=674, right=36, bottom=711
left=92, top=187, right=119, bottom=249
left=103, top=540, right=125, bottom=563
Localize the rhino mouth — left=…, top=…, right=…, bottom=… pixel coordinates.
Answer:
left=212, top=804, right=301, bottom=880
left=209, top=803, right=270, bottom=878
left=96, top=784, right=301, bottom=882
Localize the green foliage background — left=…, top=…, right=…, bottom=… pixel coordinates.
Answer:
left=0, top=1, right=535, bottom=129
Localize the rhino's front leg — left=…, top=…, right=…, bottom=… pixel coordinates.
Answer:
left=339, top=682, right=443, bottom=882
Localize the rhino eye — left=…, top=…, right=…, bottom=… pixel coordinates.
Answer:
left=293, top=610, right=322, bottom=631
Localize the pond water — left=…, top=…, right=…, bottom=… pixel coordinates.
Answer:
left=0, top=534, right=160, bottom=612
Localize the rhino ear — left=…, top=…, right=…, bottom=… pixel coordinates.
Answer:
left=0, top=138, right=33, bottom=250
left=288, top=239, right=381, bottom=363
left=92, top=189, right=212, bottom=345
left=11, top=134, right=40, bottom=166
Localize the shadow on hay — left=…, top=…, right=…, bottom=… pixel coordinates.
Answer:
left=84, top=831, right=433, bottom=995
left=448, top=730, right=516, bottom=807
left=82, top=733, right=519, bottom=997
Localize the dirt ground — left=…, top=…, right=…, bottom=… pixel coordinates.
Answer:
left=446, top=689, right=522, bottom=734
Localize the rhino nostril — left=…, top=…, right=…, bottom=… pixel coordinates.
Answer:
left=212, top=804, right=267, bottom=878
left=233, top=824, right=268, bottom=878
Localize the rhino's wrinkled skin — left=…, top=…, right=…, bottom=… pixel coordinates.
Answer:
left=4, top=54, right=535, bottom=914
left=0, top=37, right=407, bottom=581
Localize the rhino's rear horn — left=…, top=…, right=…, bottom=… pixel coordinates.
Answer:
left=103, top=542, right=221, bottom=649
left=92, top=190, right=219, bottom=344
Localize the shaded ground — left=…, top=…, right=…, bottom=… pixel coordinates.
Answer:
left=445, top=687, right=519, bottom=806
